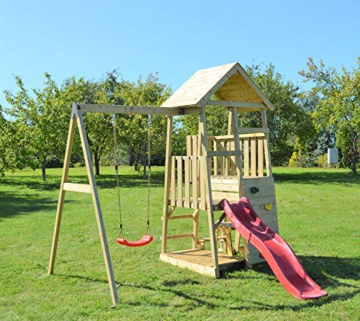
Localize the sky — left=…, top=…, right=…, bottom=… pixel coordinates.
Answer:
left=0, top=0, right=359, bottom=108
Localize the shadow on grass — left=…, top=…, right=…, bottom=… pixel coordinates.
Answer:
left=0, top=171, right=165, bottom=191
left=273, top=170, right=360, bottom=185
left=54, top=255, right=359, bottom=312
left=55, top=273, right=216, bottom=309
left=0, top=191, right=58, bottom=219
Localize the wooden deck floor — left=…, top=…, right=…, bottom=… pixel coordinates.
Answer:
left=160, top=249, right=244, bottom=278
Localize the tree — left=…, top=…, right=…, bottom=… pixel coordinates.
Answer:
left=299, top=57, right=360, bottom=173
left=3, top=74, right=68, bottom=181
left=113, top=73, right=172, bottom=170
left=244, top=63, right=315, bottom=166
left=0, top=106, right=32, bottom=176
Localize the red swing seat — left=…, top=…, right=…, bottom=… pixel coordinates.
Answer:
left=116, top=234, right=153, bottom=247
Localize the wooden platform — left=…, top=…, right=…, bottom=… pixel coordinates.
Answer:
left=160, top=249, right=244, bottom=278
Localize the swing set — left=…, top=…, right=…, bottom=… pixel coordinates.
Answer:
left=48, top=62, right=282, bottom=306
left=48, top=102, right=197, bottom=306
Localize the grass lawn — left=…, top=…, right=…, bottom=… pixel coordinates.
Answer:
left=0, top=166, right=359, bottom=320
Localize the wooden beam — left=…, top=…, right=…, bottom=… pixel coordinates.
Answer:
left=76, top=107, right=119, bottom=306
left=48, top=113, right=77, bottom=275
left=78, top=104, right=201, bottom=116
left=207, top=150, right=242, bottom=157
left=199, top=108, right=220, bottom=278
left=167, top=233, right=194, bottom=239
left=206, top=100, right=266, bottom=109
left=161, top=116, right=173, bottom=254
left=63, top=183, right=91, bottom=194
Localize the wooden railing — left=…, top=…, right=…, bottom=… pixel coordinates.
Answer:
left=187, top=129, right=270, bottom=178
left=169, top=155, right=207, bottom=210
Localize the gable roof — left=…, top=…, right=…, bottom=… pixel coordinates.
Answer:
left=161, top=62, right=275, bottom=111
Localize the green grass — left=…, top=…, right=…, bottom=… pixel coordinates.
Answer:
left=1, top=166, right=359, bottom=320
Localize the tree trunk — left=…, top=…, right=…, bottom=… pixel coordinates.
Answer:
left=349, top=134, right=358, bottom=174
left=94, top=153, right=100, bottom=175
left=42, top=156, right=47, bottom=181
left=129, top=149, right=135, bottom=166
left=350, top=150, right=357, bottom=174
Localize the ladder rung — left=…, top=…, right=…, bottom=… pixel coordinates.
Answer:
left=167, top=233, right=193, bottom=240
left=169, top=214, right=194, bottom=220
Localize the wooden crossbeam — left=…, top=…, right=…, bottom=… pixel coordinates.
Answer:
left=206, top=100, right=266, bottom=109
left=78, top=104, right=201, bottom=115
left=63, top=183, right=91, bottom=193
left=207, top=150, right=242, bottom=157
left=167, top=233, right=194, bottom=239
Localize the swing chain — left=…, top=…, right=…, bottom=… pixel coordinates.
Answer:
left=113, top=114, right=124, bottom=239
left=146, top=114, right=152, bottom=235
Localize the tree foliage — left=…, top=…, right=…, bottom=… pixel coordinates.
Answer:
left=0, top=106, right=29, bottom=176
left=2, top=74, right=68, bottom=181
left=113, top=73, right=172, bottom=170
left=299, top=57, right=360, bottom=173
left=246, top=63, right=315, bottom=166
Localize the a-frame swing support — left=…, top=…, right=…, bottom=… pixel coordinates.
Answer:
left=48, top=103, right=200, bottom=306
left=48, top=104, right=119, bottom=305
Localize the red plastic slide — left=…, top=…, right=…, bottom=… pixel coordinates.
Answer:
left=219, top=197, right=328, bottom=300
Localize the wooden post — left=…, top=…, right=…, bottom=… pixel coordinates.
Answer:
left=161, top=116, right=173, bottom=254
left=229, top=107, right=244, bottom=250
left=48, top=113, right=76, bottom=274
left=199, top=108, right=220, bottom=278
left=261, top=109, right=272, bottom=177
left=76, top=105, right=118, bottom=305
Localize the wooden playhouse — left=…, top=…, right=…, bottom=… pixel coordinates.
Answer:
left=159, top=62, right=279, bottom=278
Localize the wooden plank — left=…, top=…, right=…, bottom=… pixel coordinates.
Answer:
left=184, top=156, right=190, bottom=208
left=192, top=156, right=198, bottom=210
left=192, top=209, right=200, bottom=248
left=199, top=108, right=220, bottom=278
left=211, top=182, right=238, bottom=192
left=243, top=139, right=249, bottom=177
left=261, top=110, right=272, bottom=176
left=258, top=137, right=264, bottom=177
left=229, top=140, right=236, bottom=176
left=159, top=249, right=244, bottom=277
left=193, top=136, right=198, bottom=154
left=251, top=137, right=256, bottom=177
left=213, top=139, right=218, bottom=175
left=212, top=191, right=239, bottom=202
left=224, top=140, right=230, bottom=176
left=63, top=183, right=91, bottom=194
left=229, top=107, right=243, bottom=200
left=177, top=156, right=183, bottom=207
left=171, top=157, right=176, bottom=206
left=168, top=214, right=193, bottom=220
left=200, top=157, right=207, bottom=209
left=79, top=104, right=201, bottom=115
left=167, top=233, right=194, bottom=240
left=207, top=150, right=242, bottom=157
